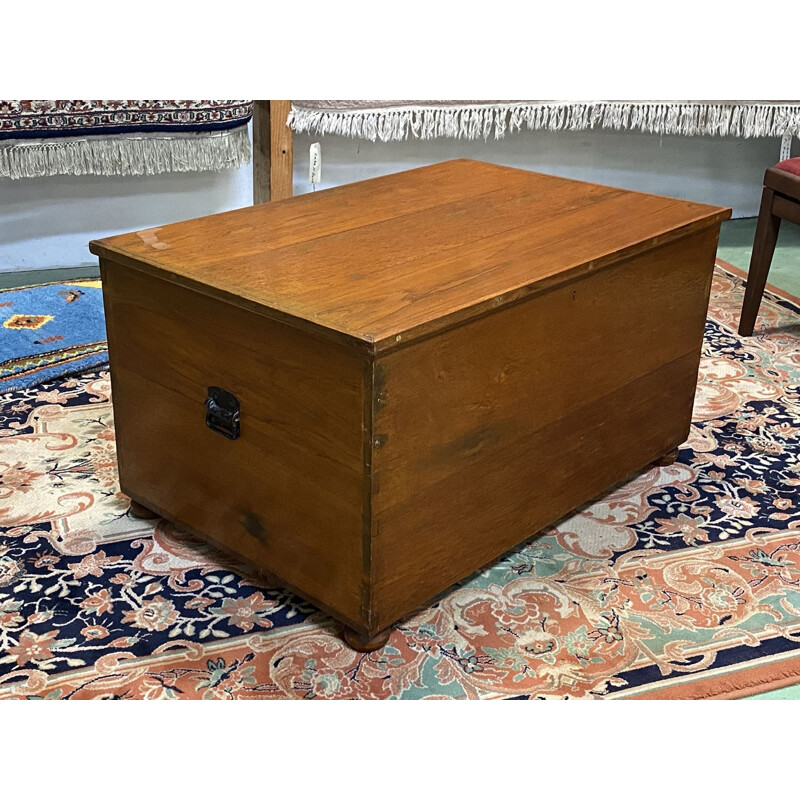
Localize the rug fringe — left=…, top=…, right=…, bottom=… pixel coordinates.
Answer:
left=0, top=125, right=251, bottom=179
left=288, top=102, right=800, bottom=142
left=626, top=654, right=800, bottom=700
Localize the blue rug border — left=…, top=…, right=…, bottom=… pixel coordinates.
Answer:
left=0, top=351, right=109, bottom=394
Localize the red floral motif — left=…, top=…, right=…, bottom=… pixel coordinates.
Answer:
left=0, top=461, right=43, bottom=494
left=214, top=593, right=276, bottom=632
left=33, top=554, right=59, bottom=569
left=715, top=497, right=760, bottom=519
left=185, top=596, right=216, bottom=611
left=69, top=550, right=122, bottom=579
left=80, top=588, right=114, bottom=616
left=654, top=514, right=710, bottom=545
left=33, top=389, right=75, bottom=404
left=7, top=630, right=59, bottom=666
left=109, top=572, right=137, bottom=590
left=734, top=477, right=768, bottom=494
left=26, top=610, right=55, bottom=625
left=122, top=596, right=179, bottom=632
left=0, top=556, right=21, bottom=587
left=87, top=439, right=118, bottom=487
left=81, top=625, right=109, bottom=640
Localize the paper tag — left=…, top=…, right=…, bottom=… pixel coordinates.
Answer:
left=309, top=142, right=322, bottom=187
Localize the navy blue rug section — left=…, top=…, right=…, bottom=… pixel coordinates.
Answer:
left=0, top=101, right=252, bottom=140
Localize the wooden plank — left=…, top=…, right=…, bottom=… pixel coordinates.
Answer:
left=89, top=160, right=730, bottom=352
left=765, top=166, right=800, bottom=199
left=92, top=160, right=536, bottom=262
left=252, top=100, right=270, bottom=204
left=100, top=259, right=370, bottom=628
left=367, top=226, right=720, bottom=630
left=773, top=194, right=800, bottom=226
left=269, top=100, right=293, bottom=201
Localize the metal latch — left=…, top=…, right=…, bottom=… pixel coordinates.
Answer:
left=205, top=386, right=240, bottom=439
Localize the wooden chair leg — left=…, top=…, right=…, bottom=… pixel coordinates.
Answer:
left=739, top=186, right=782, bottom=336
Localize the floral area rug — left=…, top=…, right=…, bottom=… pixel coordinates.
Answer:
left=0, top=262, right=799, bottom=700
left=0, top=280, right=107, bottom=392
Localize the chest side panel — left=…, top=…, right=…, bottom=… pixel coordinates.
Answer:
left=100, top=261, right=369, bottom=627
left=368, top=225, right=721, bottom=631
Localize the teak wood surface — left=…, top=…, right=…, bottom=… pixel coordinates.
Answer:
left=90, top=160, right=729, bottom=354
left=369, top=226, right=720, bottom=630
left=90, top=160, right=731, bottom=646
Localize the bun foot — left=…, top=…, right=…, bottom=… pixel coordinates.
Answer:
left=652, top=448, right=680, bottom=467
left=128, top=500, right=159, bottom=520
left=343, top=626, right=391, bottom=652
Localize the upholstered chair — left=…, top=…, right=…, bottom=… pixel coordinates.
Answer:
left=739, top=157, right=800, bottom=336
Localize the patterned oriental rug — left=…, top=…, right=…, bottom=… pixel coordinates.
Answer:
left=0, top=281, right=107, bottom=392
left=0, top=101, right=252, bottom=179
left=0, top=261, right=799, bottom=700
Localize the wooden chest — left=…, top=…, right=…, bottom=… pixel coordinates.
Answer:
left=89, top=160, right=731, bottom=651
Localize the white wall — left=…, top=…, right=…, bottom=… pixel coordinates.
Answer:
left=0, top=128, right=254, bottom=272
left=292, top=128, right=785, bottom=217
left=0, top=122, right=788, bottom=273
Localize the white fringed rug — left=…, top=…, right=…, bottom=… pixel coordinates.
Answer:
left=0, top=100, right=252, bottom=179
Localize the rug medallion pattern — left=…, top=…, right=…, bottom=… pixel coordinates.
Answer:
left=0, top=265, right=799, bottom=699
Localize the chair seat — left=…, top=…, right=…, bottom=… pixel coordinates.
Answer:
left=776, top=157, right=800, bottom=177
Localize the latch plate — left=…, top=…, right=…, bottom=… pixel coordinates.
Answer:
left=205, top=386, right=240, bottom=440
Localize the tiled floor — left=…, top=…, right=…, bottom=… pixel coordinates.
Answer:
left=1, top=217, right=798, bottom=698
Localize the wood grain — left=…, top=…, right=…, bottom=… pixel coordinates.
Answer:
left=95, top=160, right=730, bottom=642
left=252, top=100, right=270, bottom=204
left=100, top=260, right=370, bottom=628
left=269, top=100, right=293, bottom=201
left=89, top=160, right=730, bottom=354
left=367, top=226, right=720, bottom=630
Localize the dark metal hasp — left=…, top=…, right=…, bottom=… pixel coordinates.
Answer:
left=205, top=386, right=240, bottom=439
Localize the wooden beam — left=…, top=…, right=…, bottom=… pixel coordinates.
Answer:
left=252, top=101, right=270, bottom=204
left=773, top=194, right=800, bottom=227
left=269, top=100, right=294, bottom=201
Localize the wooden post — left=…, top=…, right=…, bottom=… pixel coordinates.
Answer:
left=269, top=100, right=294, bottom=202
left=252, top=101, right=270, bottom=204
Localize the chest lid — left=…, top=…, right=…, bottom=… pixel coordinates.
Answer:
left=89, top=159, right=730, bottom=353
